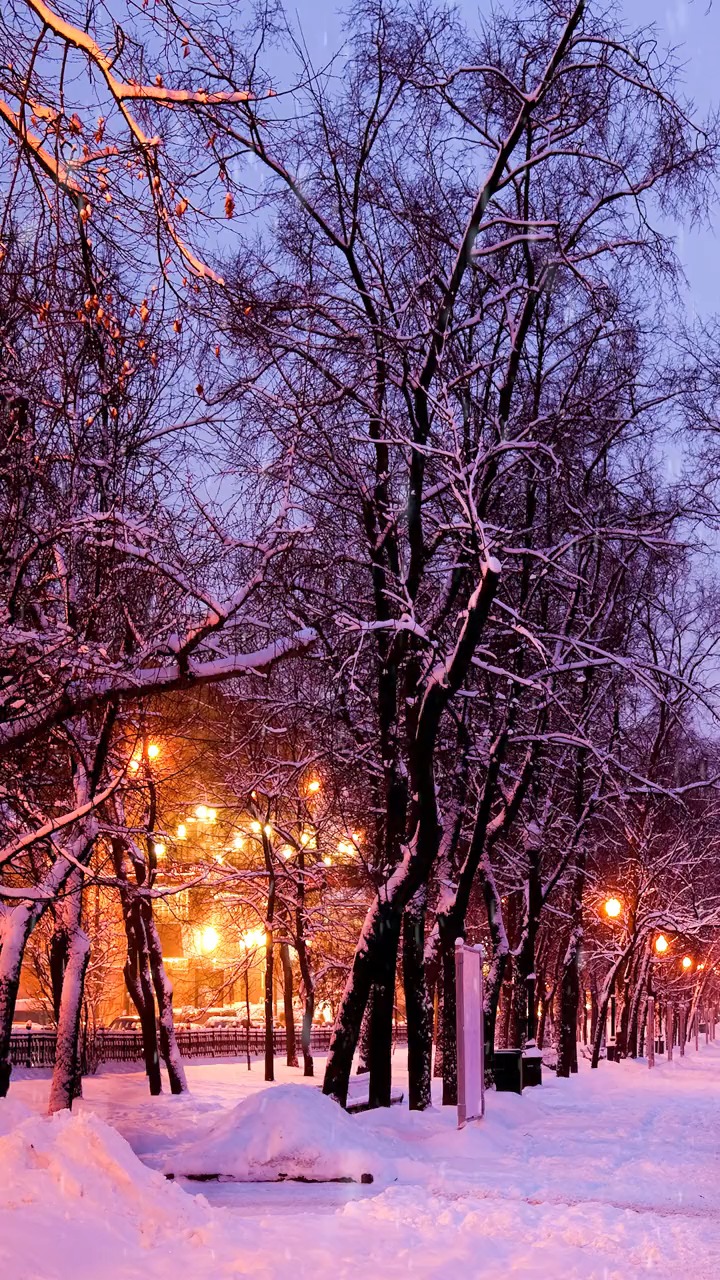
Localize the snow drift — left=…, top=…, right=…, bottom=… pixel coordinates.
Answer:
left=162, top=1083, right=394, bottom=1183
left=0, top=1104, right=210, bottom=1280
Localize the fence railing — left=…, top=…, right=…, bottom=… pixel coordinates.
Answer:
left=9, top=1023, right=408, bottom=1070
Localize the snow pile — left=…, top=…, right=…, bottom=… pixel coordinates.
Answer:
left=163, top=1083, right=394, bottom=1184
left=0, top=1096, right=33, bottom=1136
left=0, top=1107, right=210, bottom=1280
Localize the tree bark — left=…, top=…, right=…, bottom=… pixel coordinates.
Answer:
left=48, top=871, right=90, bottom=1113
left=368, top=909, right=401, bottom=1108
left=402, top=888, right=432, bottom=1109
left=280, top=942, right=298, bottom=1067
left=145, top=912, right=187, bottom=1094
left=356, top=990, right=373, bottom=1075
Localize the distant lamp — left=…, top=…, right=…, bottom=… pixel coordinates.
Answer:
left=263, top=823, right=273, bottom=837
left=250, top=820, right=261, bottom=834
left=195, top=804, right=208, bottom=820
left=307, top=779, right=321, bottom=794
left=202, top=926, right=219, bottom=953
left=655, top=935, right=669, bottom=954
left=154, top=842, right=165, bottom=858
left=682, top=956, right=693, bottom=971
left=147, top=743, right=160, bottom=760
left=323, top=855, right=332, bottom=867
left=604, top=897, right=622, bottom=919
left=176, top=823, right=187, bottom=840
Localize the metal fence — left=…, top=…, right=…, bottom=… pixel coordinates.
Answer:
left=9, top=1024, right=407, bottom=1070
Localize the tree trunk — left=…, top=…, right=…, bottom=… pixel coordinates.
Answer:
left=439, top=931, right=460, bottom=1105
left=280, top=943, right=298, bottom=1067
left=0, top=903, right=35, bottom=1097
left=556, top=926, right=581, bottom=1078
left=295, top=933, right=315, bottom=1077
left=324, top=898, right=394, bottom=1107
left=264, top=932, right=275, bottom=1082
left=402, top=888, right=432, bottom=1110
left=48, top=872, right=90, bottom=1114
left=0, top=813, right=96, bottom=1097
left=356, top=990, right=373, bottom=1075
left=368, top=909, right=401, bottom=1108
left=145, top=912, right=187, bottom=1094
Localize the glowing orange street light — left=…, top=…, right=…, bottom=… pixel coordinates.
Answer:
left=202, top=926, right=219, bottom=953
left=147, top=743, right=160, bottom=760
left=307, top=779, right=321, bottom=794
left=604, top=897, right=622, bottom=919
left=682, top=956, right=693, bottom=971
left=655, top=935, right=669, bottom=954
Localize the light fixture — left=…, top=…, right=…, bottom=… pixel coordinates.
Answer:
left=232, top=834, right=244, bottom=849
left=307, top=779, right=321, bottom=794
left=195, top=804, right=208, bottom=820
left=250, top=820, right=261, bottom=834
left=323, top=855, right=332, bottom=866
left=655, top=935, right=668, bottom=954
left=202, top=926, right=219, bottom=953
left=147, top=743, right=160, bottom=760
left=242, top=928, right=265, bottom=950
left=207, top=807, right=217, bottom=822
left=604, top=897, right=622, bottom=919
left=176, top=823, right=187, bottom=840
left=263, top=823, right=273, bottom=837
left=682, top=956, right=693, bottom=971
left=154, top=841, right=165, bottom=857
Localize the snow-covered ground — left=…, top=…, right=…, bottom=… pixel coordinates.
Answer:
left=3, top=1045, right=720, bottom=1278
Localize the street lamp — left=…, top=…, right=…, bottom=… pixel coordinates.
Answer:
left=307, top=779, right=321, bottom=794
left=655, top=935, right=669, bottom=954
left=604, top=897, right=622, bottom=919
left=682, top=956, right=693, bottom=971
left=147, top=743, right=160, bottom=760
left=202, top=926, right=219, bottom=953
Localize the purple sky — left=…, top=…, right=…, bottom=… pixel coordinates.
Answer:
left=286, top=0, right=720, bottom=318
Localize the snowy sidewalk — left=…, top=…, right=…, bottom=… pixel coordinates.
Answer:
left=3, top=1046, right=720, bottom=1278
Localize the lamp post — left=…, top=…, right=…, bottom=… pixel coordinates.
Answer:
left=601, top=896, right=623, bottom=1060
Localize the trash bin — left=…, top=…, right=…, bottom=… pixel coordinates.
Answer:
left=522, top=1050, right=542, bottom=1087
left=493, top=1049, right=523, bottom=1093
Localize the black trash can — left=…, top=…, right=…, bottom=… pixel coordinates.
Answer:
left=493, top=1049, right=523, bottom=1093
left=522, top=1052, right=542, bottom=1087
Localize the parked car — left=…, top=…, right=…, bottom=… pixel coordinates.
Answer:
left=107, top=1015, right=142, bottom=1032
left=12, top=1000, right=54, bottom=1030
